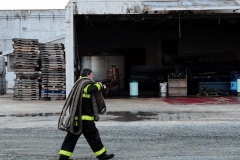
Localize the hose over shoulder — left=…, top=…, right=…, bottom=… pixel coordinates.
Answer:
left=58, top=78, right=92, bottom=135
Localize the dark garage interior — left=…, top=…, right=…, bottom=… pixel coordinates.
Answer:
left=73, top=12, right=240, bottom=97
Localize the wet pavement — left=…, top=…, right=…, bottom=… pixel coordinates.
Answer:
left=1, top=90, right=240, bottom=159
left=1, top=89, right=240, bottom=122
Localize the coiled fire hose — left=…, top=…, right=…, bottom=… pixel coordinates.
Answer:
left=58, top=77, right=106, bottom=135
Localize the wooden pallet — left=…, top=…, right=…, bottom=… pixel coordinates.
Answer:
left=41, top=61, right=64, bottom=64
left=13, top=44, right=39, bottom=48
left=41, top=74, right=65, bottom=76
left=15, top=75, right=41, bottom=80
left=40, top=96, right=65, bottom=100
left=41, top=74, right=65, bottom=77
left=41, top=77, right=64, bottom=81
left=41, top=69, right=65, bottom=72
left=13, top=63, right=39, bottom=66
left=14, top=88, right=39, bottom=91
left=41, top=64, right=65, bottom=67
left=41, top=77, right=65, bottom=80
left=14, top=96, right=39, bottom=100
left=41, top=54, right=64, bottom=58
left=41, top=60, right=65, bottom=64
left=14, top=93, right=39, bottom=96
left=12, top=66, right=37, bottom=69
left=13, top=64, right=39, bottom=68
left=42, top=80, right=65, bottom=84
left=40, top=53, right=65, bottom=56
left=39, top=46, right=64, bottom=50
left=41, top=67, right=65, bottom=70
left=41, top=87, right=65, bottom=91
left=13, top=46, right=39, bottom=50
left=39, top=43, right=63, bottom=47
left=40, top=50, right=64, bottom=54
left=15, top=79, right=39, bottom=82
left=16, top=77, right=41, bottom=80
left=14, top=51, right=39, bottom=54
left=14, top=93, right=40, bottom=96
left=13, top=38, right=38, bottom=41
left=41, top=68, right=65, bottom=71
left=42, top=83, right=65, bottom=86
left=13, top=68, right=36, bottom=72
left=14, top=54, right=39, bottom=57
left=14, top=49, right=38, bottom=52
left=15, top=71, right=42, bottom=74
left=13, top=63, right=37, bottom=66
left=41, top=93, right=65, bottom=97
left=13, top=59, right=39, bottom=62
left=41, top=90, right=65, bottom=94
left=14, top=85, right=39, bottom=89
left=13, top=38, right=38, bottom=45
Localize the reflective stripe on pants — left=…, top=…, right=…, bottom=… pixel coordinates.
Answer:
left=59, top=150, right=72, bottom=157
left=59, top=121, right=105, bottom=158
left=94, top=147, right=106, bottom=156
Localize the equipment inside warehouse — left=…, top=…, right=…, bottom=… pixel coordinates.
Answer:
left=73, top=12, right=240, bottom=97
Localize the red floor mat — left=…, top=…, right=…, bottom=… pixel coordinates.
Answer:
left=162, top=96, right=240, bottom=105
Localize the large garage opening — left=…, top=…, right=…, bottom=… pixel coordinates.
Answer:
left=74, top=13, right=240, bottom=97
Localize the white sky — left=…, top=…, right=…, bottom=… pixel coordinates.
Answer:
left=0, top=0, right=69, bottom=10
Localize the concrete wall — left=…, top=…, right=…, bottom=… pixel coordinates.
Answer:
left=0, top=10, right=66, bottom=88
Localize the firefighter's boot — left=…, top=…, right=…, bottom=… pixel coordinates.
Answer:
left=58, top=155, right=72, bottom=160
left=97, top=153, right=115, bottom=160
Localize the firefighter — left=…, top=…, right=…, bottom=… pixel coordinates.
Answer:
left=58, top=68, right=114, bottom=160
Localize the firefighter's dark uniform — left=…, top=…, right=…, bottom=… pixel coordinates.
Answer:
left=59, top=81, right=106, bottom=159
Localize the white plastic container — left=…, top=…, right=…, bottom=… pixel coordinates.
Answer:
left=160, top=82, right=168, bottom=97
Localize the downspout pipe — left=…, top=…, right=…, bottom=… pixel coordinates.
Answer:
left=20, top=13, right=22, bottom=38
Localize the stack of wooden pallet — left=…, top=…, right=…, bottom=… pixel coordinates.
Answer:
left=12, top=38, right=41, bottom=100
left=39, top=43, right=66, bottom=100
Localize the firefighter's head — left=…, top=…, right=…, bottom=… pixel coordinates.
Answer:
left=80, top=68, right=93, bottom=79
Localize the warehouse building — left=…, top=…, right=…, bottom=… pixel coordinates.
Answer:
left=1, top=0, right=240, bottom=98
left=64, top=0, right=240, bottom=97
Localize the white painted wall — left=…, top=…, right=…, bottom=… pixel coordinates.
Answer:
left=0, top=10, right=66, bottom=88
left=0, top=10, right=65, bottom=51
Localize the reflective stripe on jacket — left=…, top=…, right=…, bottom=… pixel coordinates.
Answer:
left=74, top=115, right=94, bottom=126
left=82, top=83, right=102, bottom=99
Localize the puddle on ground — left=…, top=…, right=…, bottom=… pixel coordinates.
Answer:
left=1, top=111, right=239, bottom=122
left=0, top=113, right=60, bottom=117
left=106, top=111, right=158, bottom=121
left=0, top=111, right=159, bottom=122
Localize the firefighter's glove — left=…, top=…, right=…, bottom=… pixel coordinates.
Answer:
left=94, top=115, right=100, bottom=121
left=98, top=82, right=106, bottom=89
